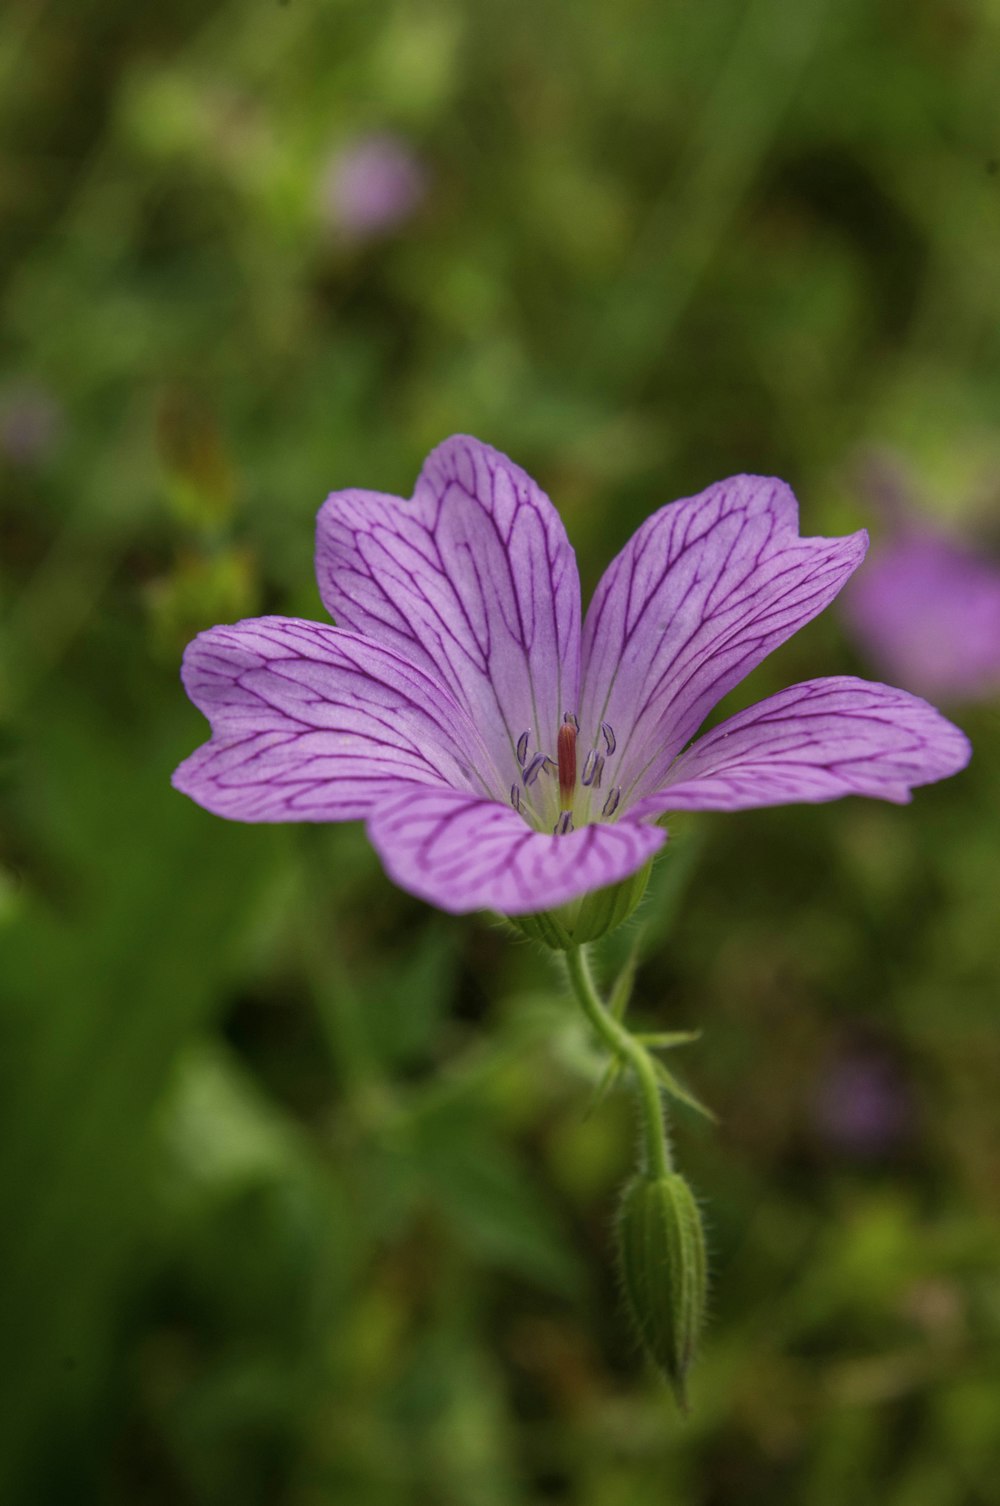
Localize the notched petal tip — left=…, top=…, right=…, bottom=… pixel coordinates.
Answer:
left=633, top=676, right=972, bottom=818
left=580, top=478, right=875, bottom=801
left=172, top=617, right=489, bottom=825
left=315, top=434, right=582, bottom=773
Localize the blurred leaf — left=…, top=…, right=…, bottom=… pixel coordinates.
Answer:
left=411, top=1103, right=582, bottom=1295
left=160, top=1040, right=320, bottom=1194
left=585, top=1055, right=623, bottom=1119
left=363, top=921, right=461, bottom=1070
left=156, top=386, right=237, bottom=530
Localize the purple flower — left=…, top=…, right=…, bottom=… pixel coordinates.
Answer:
left=173, top=437, right=970, bottom=917
left=319, top=132, right=428, bottom=241
left=812, top=1043, right=912, bottom=1159
left=844, top=519, right=1000, bottom=703
left=0, top=383, right=63, bottom=467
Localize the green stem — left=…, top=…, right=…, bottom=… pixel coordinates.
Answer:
left=565, top=944, right=672, bottom=1178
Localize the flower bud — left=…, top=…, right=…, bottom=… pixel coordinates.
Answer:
left=505, top=861, right=652, bottom=949
left=617, top=1172, right=707, bottom=1408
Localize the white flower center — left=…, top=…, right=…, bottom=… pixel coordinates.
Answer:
left=510, top=715, right=621, bottom=834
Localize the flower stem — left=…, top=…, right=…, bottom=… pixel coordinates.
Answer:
left=565, top=944, right=672, bottom=1178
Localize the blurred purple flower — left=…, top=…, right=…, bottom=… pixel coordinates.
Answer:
left=842, top=455, right=1000, bottom=702
left=0, top=384, right=62, bottom=467
left=813, top=1043, right=912, bottom=1158
left=173, top=436, right=969, bottom=917
left=844, top=521, right=1000, bottom=702
left=320, top=132, right=428, bottom=240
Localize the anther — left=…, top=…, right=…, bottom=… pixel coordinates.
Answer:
left=554, top=811, right=574, bottom=836
left=557, top=720, right=577, bottom=807
left=510, top=783, right=521, bottom=812
left=601, top=721, right=617, bottom=756
left=602, top=786, right=621, bottom=818
left=516, top=730, right=530, bottom=766
left=563, top=711, right=579, bottom=731
left=581, top=749, right=604, bottom=787
left=522, top=752, right=549, bottom=787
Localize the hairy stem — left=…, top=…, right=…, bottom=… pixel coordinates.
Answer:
left=565, top=944, right=672, bottom=1178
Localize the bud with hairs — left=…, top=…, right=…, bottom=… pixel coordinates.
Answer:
left=617, top=1171, right=708, bottom=1408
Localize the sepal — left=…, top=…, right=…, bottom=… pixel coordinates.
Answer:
left=651, top=1058, right=718, bottom=1123
left=506, top=860, right=652, bottom=950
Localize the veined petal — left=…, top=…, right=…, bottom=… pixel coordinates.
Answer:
left=630, top=677, right=971, bottom=817
left=316, top=436, right=581, bottom=777
left=173, top=616, right=496, bottom=821
left=579, top=475, right=868, bottom=804
left=366, top=787, right=666, bottom=915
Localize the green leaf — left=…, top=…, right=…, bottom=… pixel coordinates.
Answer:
left=411, top=1104, right=582, bottom=1293
left=366, top=922, right=460, bottom=1067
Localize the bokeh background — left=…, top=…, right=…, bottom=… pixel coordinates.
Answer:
left=3, top=1, right=1000, bottom=1502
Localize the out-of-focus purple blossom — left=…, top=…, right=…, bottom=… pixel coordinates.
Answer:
left=842, top=457, right=1000, bottom=702
left=0, top=384, right=63, bottom=467
left=845, top=524, right=1000, bottom=702
left=172, top=436, right=970, bottom=919
left=813, top=1043, right=913, bottom=1158
left=319, top=132, right=428, bottom=241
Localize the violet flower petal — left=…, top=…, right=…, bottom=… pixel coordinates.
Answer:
left=579, top=475, right=868, bottom=804
left=366, top=787, right=666, bottom=915
left=630, top=676, right=971, bottom=817
left=316, top=435, right=581, bottom=770
left=173, top=616, right=497, bottom=821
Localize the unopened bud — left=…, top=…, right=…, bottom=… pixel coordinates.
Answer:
left=617, top=1172, right=707, bottom=1408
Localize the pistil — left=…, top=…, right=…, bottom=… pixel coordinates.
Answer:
left=557, top=716, right=577, bottom=809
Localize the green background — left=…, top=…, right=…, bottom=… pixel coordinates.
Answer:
left=2, top=1, right=999, bottom=1501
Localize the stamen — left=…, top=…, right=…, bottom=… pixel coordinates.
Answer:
left=516, top=730, right=530, bottom=766
left=602, top=786, right=621, bottom=818
left=563, top=711, right=579, bottom=731
left=601, top=721, right=617, bottom=756
left=557, top=720, right=577, bottom=807
left=510, top=783, right=521, bottom=812
left=554, top=811, right=574, bottom=835
left=522, top=752, right=549, bottom=787
left=581, top=749, right=604, bottom=787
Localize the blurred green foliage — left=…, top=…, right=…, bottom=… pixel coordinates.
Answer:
left=2, top=0, right=1000, bottom=1502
